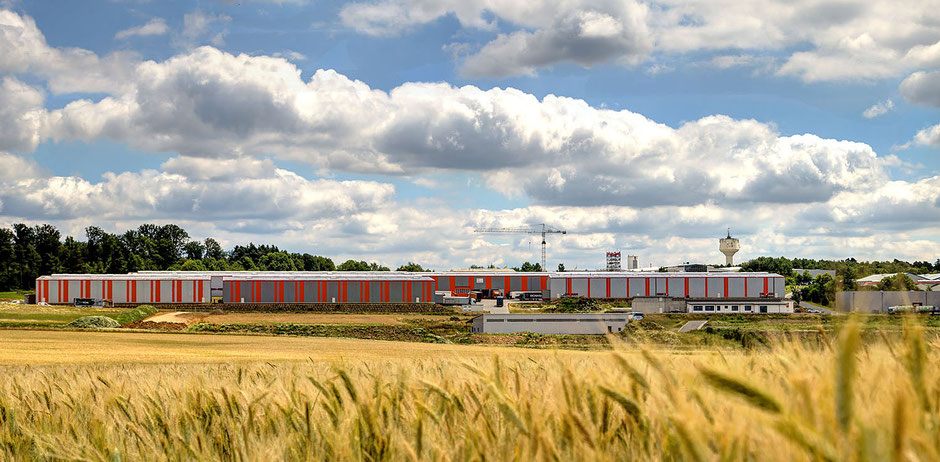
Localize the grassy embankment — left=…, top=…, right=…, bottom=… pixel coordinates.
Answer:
left=0, top=303, right=155, bottom=328
left=0, top=316, right=938, bottom=460
left=0, top=290, right=32, bottom=301
left=5, top=301, right=940, bottom=348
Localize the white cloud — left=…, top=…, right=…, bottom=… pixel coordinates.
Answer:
left=913, top=124, right=940, bottom=147
left=460, top=6, right=653, bottom=78
left=862, top=99, right=894, bottom=119
left=900, top=70, right=940, bottom=108
left=0, top=77, right=46, bottom=152
left=0, top=156, right=394, bottom=222
left=339, top=0, right=940, bottom=82
left=14, top=44, right=891, bottom=211
left=0, top=151, right=45, bottom=182
left=272, top=50, right=307, bottom=61
left=0, top=8, right=937, bottom=267
left=175, top=10, right=231, bottom=48
left=0, top=9, right=138, bottom=94
left=183, top=10, right=230, bottom=40
left=115, top=18, right=168, bottom=40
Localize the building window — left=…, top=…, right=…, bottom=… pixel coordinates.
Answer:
left=731, top=305, right=739, bottom=311
left=744, top=305, right=752, bottom=311
left=760, top=305, right=768, bottom=313
left=705, top=305, right=714, bottom=311
left=693, top=305, right=703, bottom=311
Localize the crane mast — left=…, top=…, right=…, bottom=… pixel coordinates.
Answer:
left=474, top=223, right=567, bottom=270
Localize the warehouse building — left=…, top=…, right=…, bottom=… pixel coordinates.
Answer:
left=35, top=270, right=786, bottom=308
left=470, top=313, right=631, bottom=335
left=35, top=272, right=436, bottom=305
left=547, top=272, right=784, bottom=299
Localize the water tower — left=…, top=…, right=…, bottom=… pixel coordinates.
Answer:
left=719, top=228, right=740, bottom=266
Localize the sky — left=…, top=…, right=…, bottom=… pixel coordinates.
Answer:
left=0, top=0, right=938, bottom=271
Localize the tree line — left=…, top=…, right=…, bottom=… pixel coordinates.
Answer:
left=740, top=256, right=938, bottom=286
left=0, top=223, right=433, bottom=291
left=745, top=256, right=939, bottom=306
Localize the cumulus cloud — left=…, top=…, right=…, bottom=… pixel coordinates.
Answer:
left=799, top=176, right=940, bottom=229
left=862, top=99, right=894, bottom=119
left=14, top=42, right=900, bottom=210
left=0, top=9, right=138, bottom=93
left=1, top=8, right=937, bottom=267
left=0, top=156, right=394, bottom=222
left=115, top=18, right=168, bottom=40
left=339, top=0, right=940, bottom=82
left=900, top=70, right=940, bottom=108
left=913, top=124, right=940, bottom=147
left=0, top=151, right=46, bottom=182
left=461, top=6, right=653, bottom=78
left=0, top=77, right=46, bottom=152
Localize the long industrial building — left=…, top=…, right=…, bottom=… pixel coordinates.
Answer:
left=35, top=271, right=785, bottom=307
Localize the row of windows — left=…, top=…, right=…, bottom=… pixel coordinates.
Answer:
left=692, top=305, right=770, bottom=312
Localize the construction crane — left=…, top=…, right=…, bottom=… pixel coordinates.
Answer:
left=474, top=223, right=567, bottom=270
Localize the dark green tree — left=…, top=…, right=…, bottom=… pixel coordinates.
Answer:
left=0, top=229, right=15, bottom=290
left=877, top=273, right=919, bottom=291
left=184, top=241, right=205, bottom=260
left=204, top=238, right=224, bottom=260
left=34, top=224, right=61, bottom=276
left=260, top=252, right=298, bottom=271
left=59, top=236, right=86, bottom=273
left=842, top=266, right=858, bottom=291
left=302, top=254, right=335, bottom=271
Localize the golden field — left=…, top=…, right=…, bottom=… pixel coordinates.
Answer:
left=1, top=317, right=938, bottom=461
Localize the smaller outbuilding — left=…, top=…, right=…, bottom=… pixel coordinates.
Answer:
left=686, top=298, right=792, bottom=314
left=470, top=313, right=631, bottom=335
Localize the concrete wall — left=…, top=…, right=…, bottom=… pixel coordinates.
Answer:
left=836, top=291, right=940, bottom=313
left=631, top=297, right=688, bottom=313
left=471, top=314, right=630, bottom=335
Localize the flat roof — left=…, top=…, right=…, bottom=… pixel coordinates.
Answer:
left=686, top=298, right=786, bottom=303
left=39, top=270, right=783, bottom=279
left=474, top=313, right=631, bottom=320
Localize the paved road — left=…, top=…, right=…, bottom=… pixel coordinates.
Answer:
left=678, top=320, right=708, bottom=332
left=480, top=298, right=509, bottom=314
left=799, top=300, right=843, bottom=315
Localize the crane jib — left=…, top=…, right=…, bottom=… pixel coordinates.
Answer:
left=474, top=223, right=567, bottom=270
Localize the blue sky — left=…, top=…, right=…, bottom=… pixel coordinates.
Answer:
left=1, top=0, right=938, bottom=269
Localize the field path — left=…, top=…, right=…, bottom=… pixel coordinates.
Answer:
left=0, top=329, right=603, bottom=365
left=144, top=311, right=200, bottom=325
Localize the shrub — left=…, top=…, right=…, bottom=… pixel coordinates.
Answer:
left=543, top=297, right=601, bottom=313
left=65, top=316, right=120, bottom=329
left=113, top=305, right=157, bottom=325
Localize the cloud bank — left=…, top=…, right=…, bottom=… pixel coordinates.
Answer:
left=0, top=8, right=937, bottom=267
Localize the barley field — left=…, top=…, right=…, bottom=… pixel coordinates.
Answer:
left=1, top=317, right=938, bottom=461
